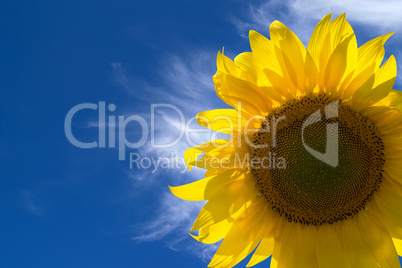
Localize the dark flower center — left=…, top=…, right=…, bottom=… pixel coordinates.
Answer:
left=249, top=94, right=385, bottom=226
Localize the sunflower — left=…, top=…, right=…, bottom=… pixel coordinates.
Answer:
left=170, top=13, right=402, bottom=268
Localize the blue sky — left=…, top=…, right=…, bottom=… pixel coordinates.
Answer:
left=1, top=1, right=402, bottom=267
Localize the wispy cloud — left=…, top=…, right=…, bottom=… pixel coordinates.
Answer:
left=111, top=62, right=133, bottom=94
left=292, top=0, right=402, bottom=30
left=159, top=52, right=219, bottom=110
left=111, top=49, right=219, bottom=112
left=111, top=62, right=162, bottom=100
left=132, top=193, right=202, bottom=242
left=20, top=190, right=43, bottom=216
left=111, top=50, right=229, bottom=183
left=131, top=192, right=218, bottom=262
left=231, top=0, right=402, bottom=44
left=230, top=0, right=296, bottom=39
left=111, top=49, right=228, bottom=261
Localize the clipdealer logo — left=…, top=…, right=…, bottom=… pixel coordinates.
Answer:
left=64, top=101, right=339, bottom=169
left=301, top=101, right=339, bottom=167
left=65, top=101, right=147, bottom=160
left=64, top=102, right=214, bottom=162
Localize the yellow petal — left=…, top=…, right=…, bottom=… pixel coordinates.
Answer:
left=368, top=198, right=402, bottom=240
left=373, top=55, right=397, bottom=89
left=262, top=68, right=295, bottom=101
left=216, top=51, right=253, bottom=83
left=169, top=169, right=246, bottom=201
left=191, top=177, right=256, bottom=231
left=213, top=70, right=272, bottom=116
left=270, top=257, right=278, bottom=268
left=392, top=238, right=402, bottom=255
left=324, top=34, right=355, bottom=95
left=356, top=32, right=394, bottom=74
left=370, top=111, right=402, bottom=138
left=375, top=186, right=402, bottom=228
left=169, top=178, right=212, bottom=202
left=246, top=237, right=275, bottom=267
left=382, top=173, right=402, bottom=196
left=342, top=62, right=375, bottom=99
left=269, top=20, right=306, bottom=92
left=359, top=105, right=394, bottom=130
left=277, top=222, right=298, bottom=268
left=308, top=13, right=358, bottom=94
left=329, top=13, right=347, bottom=50
left=383, top=132, right=402, bottom=148
left=191, top=206, right=245, bottom=244
left=234, top=52, right=284, bottom=103
left=324, top=14, right=358, bottom=84
left=340, top=217, right=379, bottom=267
left=249, top=30, right=298, bottom=102
left=192, top=224, right=229, bottom=244
left=204, top=141, right=252, bottom=174
left=316, top=224, right=346, bottom=268
left=304, top=50, right=318, bottom=94
left=376, top=89, right=402, bottom=112
left=352, top=55, right=397, bottom=110
left=292, top=226, right=318, bottom=268
left=269, top=21, right=306, bottom=60
left=208, top=201, right=268, bottom=267
left=234, top=52, right=266, bottom=86
left=184, top=139, right=228, bottom=170
left=358, top=210, right=400, bottom=267
left=307, top=13, right=332, bottom=72
left=197, top=109, right=244, bottom=134
left=249, top=30, right=282, bottom=75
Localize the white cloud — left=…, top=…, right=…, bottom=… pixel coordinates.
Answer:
left=292, top=0, right=402, bottom=30
left=111, top=51, right=228, bottom=261
left=132, top=193, right=201, bottom=242
left=111, top=62, right=133, bottom=95
left=231, top=0, right=402, bottom=44
left=111, top=62, right=162, bottom=100
left=111, top=49, right=220, bottom=113
left=131, top=192, right=218, bottom=262
left=110, top=49, right=231, bottom=261
left=20, top=190, right=43, bottom=216
left=112, top=51, right=230, bottom=184
left=155, top=50, right=225, bottom=116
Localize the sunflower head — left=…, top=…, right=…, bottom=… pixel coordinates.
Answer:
left=170, top=13, right=402, bottom=268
